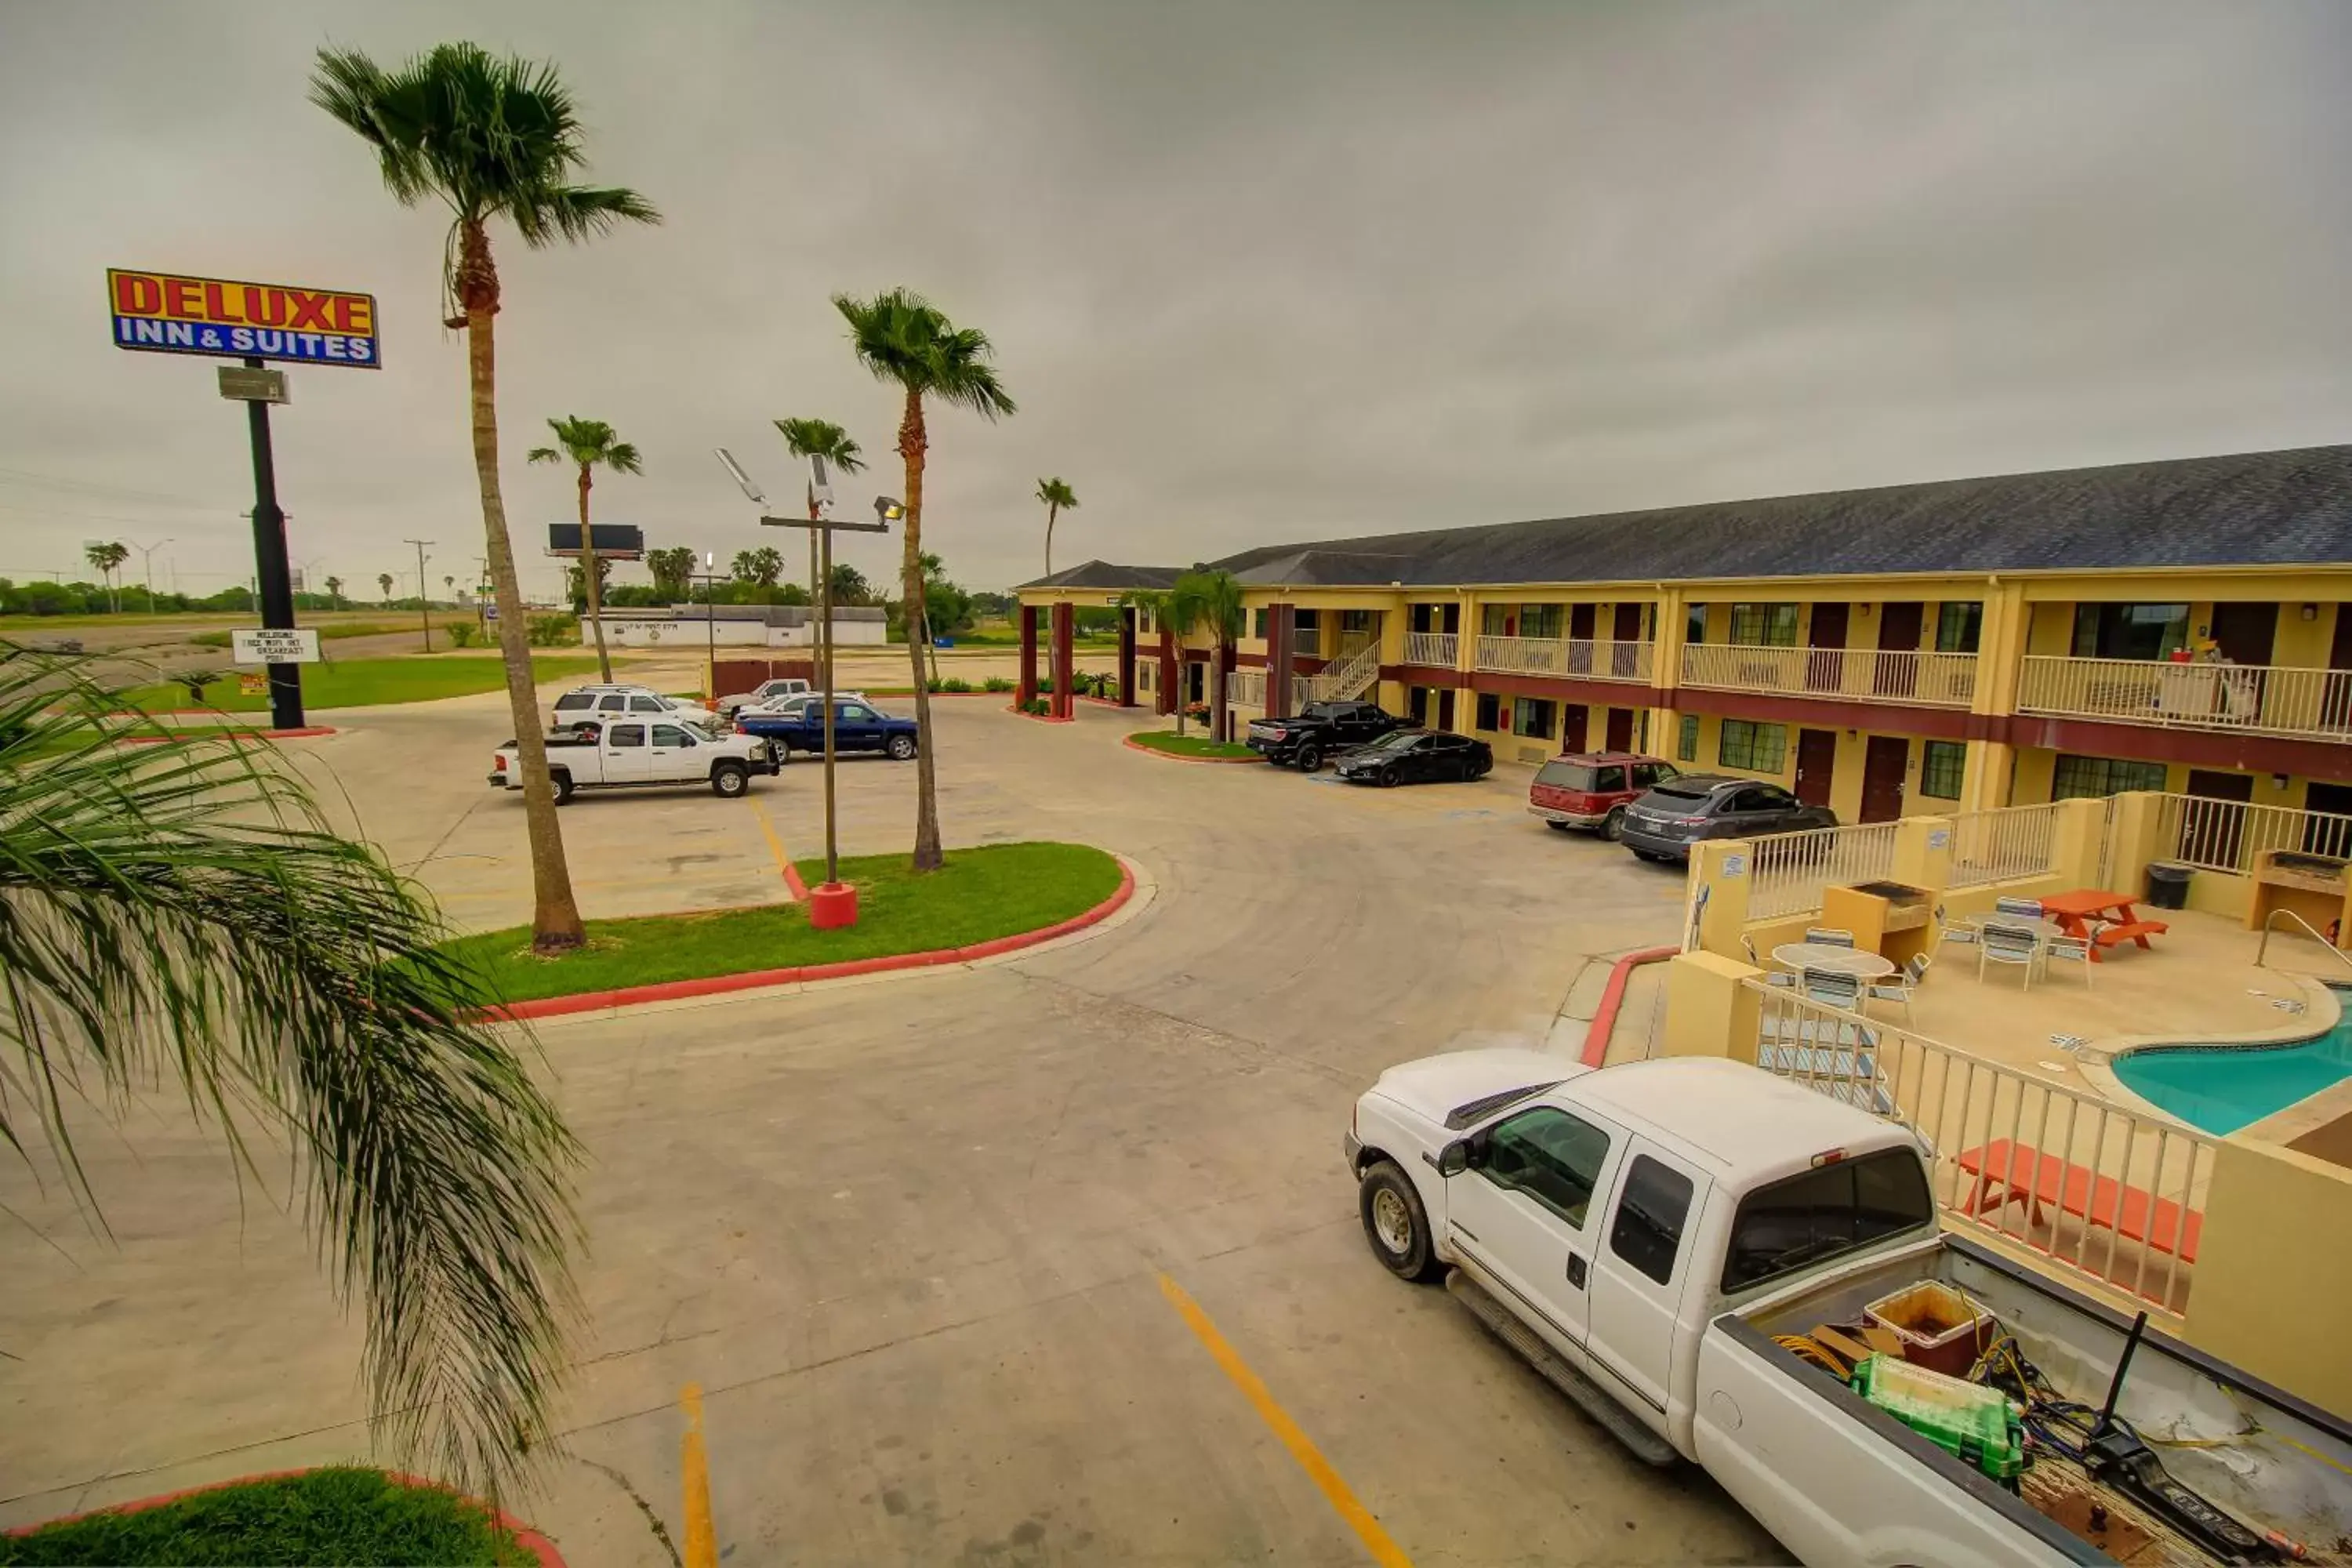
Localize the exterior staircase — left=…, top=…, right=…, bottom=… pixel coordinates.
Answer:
left=1305, top=639, right=1382, bottom=703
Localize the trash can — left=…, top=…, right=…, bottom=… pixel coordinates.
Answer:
left=2146, top=860, right=2194, bottom=910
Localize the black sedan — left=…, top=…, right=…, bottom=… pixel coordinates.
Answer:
left=1617, top=775, right=1837, bottom=862
left=1332, top=729, right=1493, bottom=786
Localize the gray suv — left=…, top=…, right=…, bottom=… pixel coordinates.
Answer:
left=1617, top=774, right=1836, bottom=862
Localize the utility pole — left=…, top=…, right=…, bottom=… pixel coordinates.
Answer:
left=405, top=538, right=434, bottom=652
left=127, top=537, right=173, bottom=608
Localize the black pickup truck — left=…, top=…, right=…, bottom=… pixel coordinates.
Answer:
left=1245, top=700, right=1403, bottom=771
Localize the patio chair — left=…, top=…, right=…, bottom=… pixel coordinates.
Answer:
left=1803, top=927, right=1857, bottom=948
left=1759, top=1041, right=1897, bottom=1117
left=1994, top=896, right=2046, bottom=920
left=1978, top=922, right=2041, bottom=989
left=2044, top=932, right=2093, bottom=988
left=1802, top=967, right=1864, bottom=1011
left=1936, top=917, right=1980, bottom=953
left=1742, top=935, right=1798, bottom=986
left=1866, top=953, right=1929, bottom=1023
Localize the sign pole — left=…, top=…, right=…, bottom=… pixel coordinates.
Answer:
left=241, top=356, right=303, bottom=730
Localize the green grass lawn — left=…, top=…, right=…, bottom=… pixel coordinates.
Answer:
left=1127, top=730, right=1259, bottom=760
left=440, top=841, right=1123, bottom=1004
left=121, top=655, right=601, bottom=713
left=0, top=1467, right=528, bottom=1566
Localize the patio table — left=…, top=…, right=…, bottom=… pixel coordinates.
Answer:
left=1771, top=943, right=1896, bottom=980
left=2040, top=889, right=2161, bottom=961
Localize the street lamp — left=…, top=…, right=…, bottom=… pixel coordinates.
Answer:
left=713, top=447, right=892, bottom=930
left=127, top=537, right=174, bottom=608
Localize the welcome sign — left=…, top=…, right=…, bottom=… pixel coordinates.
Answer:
left=107, top=267, right=379, bottom=367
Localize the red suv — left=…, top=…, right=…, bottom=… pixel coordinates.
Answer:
left=1528, top=751, right=1680, bottom=840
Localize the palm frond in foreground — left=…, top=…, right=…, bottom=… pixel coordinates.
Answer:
left=0, top=647, right=580, bottom=1501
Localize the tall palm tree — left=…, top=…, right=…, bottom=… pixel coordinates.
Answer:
left=378, top=572, right=396, bottom=607
left=527, top=416, right=641, bottom=684
left=313, top=42, right=658, bottom=954
left=0, top=648, right=579, bottom=1501
left=325, top=574, right=344, bottom=609
left=833, top=288, right=1016, bottom=873
left=1167, top=569, right=1246, bottom=742
left=85, top=542, right=129, bottom=614
left=1036, top=477, right=1078, bottom=579
left=774, top=418, right=866, bottom=607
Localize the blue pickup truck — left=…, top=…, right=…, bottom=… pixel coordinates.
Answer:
left=735, top=696, right=920, bottom=760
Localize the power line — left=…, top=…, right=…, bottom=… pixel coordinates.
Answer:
left=0, top=466, right=233, bottom=510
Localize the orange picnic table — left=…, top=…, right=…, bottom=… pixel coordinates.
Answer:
left=2038, top=888, right=2167, bottom=961
left=1957, top=1139, right=2201, bottom=1262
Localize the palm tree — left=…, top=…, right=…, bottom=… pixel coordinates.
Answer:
left=325, top=574, right=344, bottom=610
left=0, top=648, right=579, bottom=1500
left=1036, top=477, right=1079, bottom=578
left=313, top=42, right=657, bottom=954
left=833, top=288, right=1016, bottom=873
left=527, top=416, right=641, bottom=684
left=647, top=546, right=694, bottom=601
left=378, top=572, right=395, bottom=607
left=828, top=562, right=870, bottom=605
left=84, top=542, right=129, bottom=614
left=445, top=573, right=456, bottom=603
left=1167, top=569, right=1246, bottom=742
left=730, top=546, right=784, bottom=590
left=774, top=418, right=866, bottom=608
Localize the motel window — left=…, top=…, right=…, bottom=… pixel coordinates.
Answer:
left=1294, top=608, right=1320, bottom=634
left=2072, top=603, right=2190, bottom=662
left=1475, top=691, right=1503, bottom=731
left=1919, top=741, right=1965, bottom=800
left=1686, top=604, right=1708, bottom=645
left=1341, top=609, right=1375, bottom=633
left=1730, top=603, right=1800, bottom=647
left=1520, top=604, right=1565, bottom=640
left=1481, top=603, right=1511, bottom=637
left=1512, top=698, right=1555, bottom=739
left=1677, top=713, right=1700, bottom=763
left=1252, top=608, right=1269, bottom=641
left=2053, top=754, right=2169, bottom=800
left=1719, top=719, right=1788, bottom=774
left=1935, top=602, right=1983, bottom=654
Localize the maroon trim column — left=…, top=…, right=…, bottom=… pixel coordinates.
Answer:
left=1051, top=601, right=1076, bottom=719
left=1118, top=607, right=1138, bottom=706
left=1017, top=604, right=1039, bottom=707
left=1265, top=603, right=1294, bottom=720
left=1157, top=629, right=1178, bottom=715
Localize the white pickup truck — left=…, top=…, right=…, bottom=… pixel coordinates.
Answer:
left=1348, top=1051, right=2350, bottom=1568
left=489, top=717, right=779, bottom=803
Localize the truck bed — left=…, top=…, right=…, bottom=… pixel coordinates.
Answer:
left=1724, top=1236, right=2351, bottom=1566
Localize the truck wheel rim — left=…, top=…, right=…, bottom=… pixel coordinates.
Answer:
left=1371, top=1188, right=1412, bottom=1253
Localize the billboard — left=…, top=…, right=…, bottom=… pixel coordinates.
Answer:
left=107, top=267, right=379, bottom=368
left=547, top=522, right=646, bottom=561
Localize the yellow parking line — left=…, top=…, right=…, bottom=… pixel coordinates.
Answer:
left=746, top=797, right=806, bottom=899
left=680, top=1382, right=717, bottom=1568
left=1156, top=1273, right=1414, bottom=1568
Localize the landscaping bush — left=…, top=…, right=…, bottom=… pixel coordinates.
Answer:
left=446, top=622, right=479, bottom=648
left=524, top=613, right=577, bottom=648
left=1018, top=696, right=1051, bottom=715
left=187, top=630, right=232, bottom=648
left=982, top=676, right=1013, bottom=692
left=930, top=677, right=972, bottom=692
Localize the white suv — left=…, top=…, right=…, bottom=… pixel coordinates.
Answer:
left=550, top=684, right=702, bottom=728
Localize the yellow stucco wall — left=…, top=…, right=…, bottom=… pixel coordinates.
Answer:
left=2183, top=1138, right=2352, bottom=1418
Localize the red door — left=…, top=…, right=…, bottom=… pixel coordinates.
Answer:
left=1860, top=735, right=1909, bottom=822
left=1604, top=707, right=1635, bottom=752
left=1807, top=604, right=1849, bottom=692
left=1613, top=603, right=1645, bottom=678
left=1795, top=728, right=1838, bottom=808
left=1559, top=703, right=1588, bottom=753
left=1569, top=604, right=1596, bottom=673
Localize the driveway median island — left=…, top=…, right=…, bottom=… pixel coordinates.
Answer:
left=1123, top=730, right=1261, bottom=762
left=441, top=841, right=1128, bottom=1017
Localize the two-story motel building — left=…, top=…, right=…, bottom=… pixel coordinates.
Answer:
left=1014, top=443, right=2352, bottom=818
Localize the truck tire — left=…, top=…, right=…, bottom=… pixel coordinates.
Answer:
left=710, top=762, right=750, bottom=798
left=886, top=733, right=918, bottom=760
left=1296, top=742, right=1322, bottom=772
left=550, top=771, right=575, bottom=805
left=1600, top=805, right=1627, bottom=841
left=1359, top=1160, right=1442, bottom=1282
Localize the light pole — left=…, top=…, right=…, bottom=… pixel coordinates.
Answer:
left=689, top=550, right=724, bottom=681
left=716, top=447, right=894, bottom=928
left=127, top=538, right=173, bottom=608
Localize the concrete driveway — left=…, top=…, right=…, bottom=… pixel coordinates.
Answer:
left=0, top=695, right=1785, bottom=1565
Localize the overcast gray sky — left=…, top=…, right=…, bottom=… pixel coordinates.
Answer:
left=4, top=1, right=2349, bottom=601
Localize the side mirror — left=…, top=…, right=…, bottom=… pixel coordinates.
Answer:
left=1436, top=1140, right=1472, bottom=1178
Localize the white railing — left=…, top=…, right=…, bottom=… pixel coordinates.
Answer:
left=1405, top=630, right=1458, bottom=667
left=2018, top=654, right=2352, bottom=742
left=1946, top=800, right=2065, bottom=890
left=1225, top=668, right=1265, bottom=708
left=1472, top=635, right=1654, bottom=683
left=1680, top=643, right=1977, bottom=706
left=1748, top=984, right=2213, bottom=1313
left=1746, top=820, right=1900, bottom=921
left=1306, top=640, right=1382, bottom=702
left=2148, top=792, right=2352, bottom=877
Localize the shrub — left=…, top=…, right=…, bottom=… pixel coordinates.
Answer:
left=937, top=677, right=972, bottom=692
left=525, top=613, right=577, bottom=648
left=446, top=622, right=478, bottom=648
left=983, top=676, right=1013, bottom=692
left=188, top=630, right=232, bottom=648
left=1018, top=696, right=1051, bottom=715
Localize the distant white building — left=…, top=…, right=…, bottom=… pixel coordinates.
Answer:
left=586, top=603, right=888, bottom=649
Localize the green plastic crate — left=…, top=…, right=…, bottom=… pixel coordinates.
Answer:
left=1850, top=1353, right=2026, bottom=1480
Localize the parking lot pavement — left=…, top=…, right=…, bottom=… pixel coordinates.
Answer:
left=0, top=698, right=1782, bottom=1563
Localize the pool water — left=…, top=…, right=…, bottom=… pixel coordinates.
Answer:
left=2113, top=993, right=2352, bottom=1135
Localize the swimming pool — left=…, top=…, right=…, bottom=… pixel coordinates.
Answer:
left=2112, top=991, right=2352, bottom=1135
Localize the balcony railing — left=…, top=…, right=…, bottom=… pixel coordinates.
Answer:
left=1403, top=630, right=1458, bottom=667
left=1744, top=820, right=1899, bottom=921
left=1945, top=800, right=2067, bottom=890
left=1472, top=634, right=1653, bottom=683
left=2147, top=791, right=2352, bottom=877
left=1680, top=643, right=1977, bottom=706
left=2017, top=655, right=2352, bottom=742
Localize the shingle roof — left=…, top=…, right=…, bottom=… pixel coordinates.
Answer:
left=1204, top=443, right=2352, bottom=587
left=1018, top=560, right=1184, bottom=591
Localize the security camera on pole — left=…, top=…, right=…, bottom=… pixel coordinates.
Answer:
left=714, top=446, right=895, bottom=930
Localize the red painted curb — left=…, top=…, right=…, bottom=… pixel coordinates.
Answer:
left=1120, top=733, right=1263, bottom=764
left=484, top=862, right=1136, bottom=1022
left=1006, top=702, right=1076, bottom=724
left=3, top=1468, right=564, bottom=1566
left=780, top=859, right=809, bottom=900
left=1582, top=946, right=1681, bottom=1067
